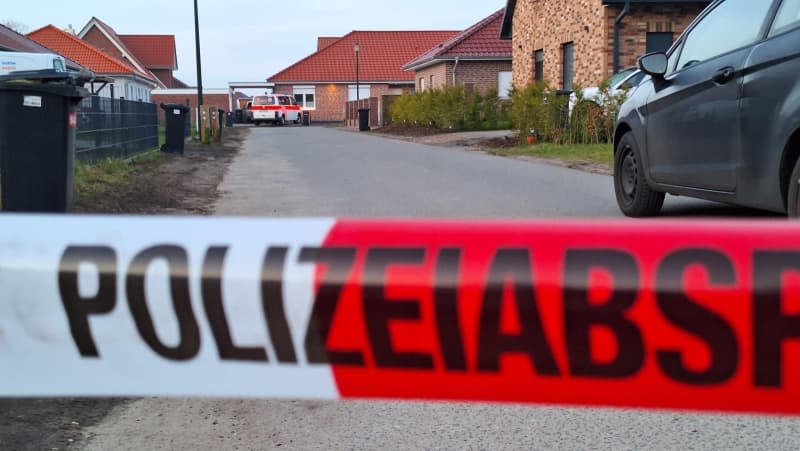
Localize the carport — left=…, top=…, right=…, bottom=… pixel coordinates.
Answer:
left=227, top=82, right=275, bottom=110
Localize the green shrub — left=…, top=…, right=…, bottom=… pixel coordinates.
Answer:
left=388, top=86, right=509, bottom=132
left=508, top=79, right=630, bottom=145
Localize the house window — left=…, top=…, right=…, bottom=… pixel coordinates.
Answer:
left=562, top=42, right=574, bottom=91
left=293, top=85, right=316, bottom=109
left=646, top=32, right=674, bottom=54
left=430, top=75, right=435, bottom=89
left=419, top=77, right=426, bottom=92
left=347, top=85, right=371, bottom=101
left=498, top=71, right=512, bottom=99
left=534, top=49, right=544, bottom=82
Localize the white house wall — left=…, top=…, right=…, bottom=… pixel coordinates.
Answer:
left=87, top=76, right=154, bottom=102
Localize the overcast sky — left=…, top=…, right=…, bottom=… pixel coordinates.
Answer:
left=4, top=1, right=504, bottom=90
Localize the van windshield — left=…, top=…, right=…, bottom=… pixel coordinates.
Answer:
left=253, top=96, right=275, bottom=106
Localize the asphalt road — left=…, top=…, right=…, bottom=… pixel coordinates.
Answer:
left=83, top=126, right=795, bottom=450
left=214, top=125, right=774, bottom=218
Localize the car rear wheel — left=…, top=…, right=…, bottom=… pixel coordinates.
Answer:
left=278, top=115, right=286, bottom=126
left=786, top=158, right=800, bottom=218
left=614, top=132, right=665, bottom=217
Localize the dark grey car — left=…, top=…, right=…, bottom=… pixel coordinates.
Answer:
left=614, top=0, right=800, bottom=217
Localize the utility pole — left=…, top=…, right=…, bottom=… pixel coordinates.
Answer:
left=194, top=0, right=203, bottom=106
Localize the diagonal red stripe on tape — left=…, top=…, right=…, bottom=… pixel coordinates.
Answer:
left=311, top=220, right=800, bottom=415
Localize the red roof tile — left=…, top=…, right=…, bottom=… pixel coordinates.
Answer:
left=78, top=17, right=163, bottom=87
left=119, top=35, right=177, bottom=69
left=0, top=24, right=84, bottom=70
left=404, top=9, right=512, bottom=71
left=28, top=25, right=153, bottom=79
left=317, top=37, right=341, bottom=51
left=269, top=31, right=459, bottom=83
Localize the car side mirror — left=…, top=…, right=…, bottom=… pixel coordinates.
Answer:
left=638, top=52, right=668, bottom=78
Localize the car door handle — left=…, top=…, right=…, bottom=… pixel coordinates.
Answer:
left=712, top=67, right=736, bottom=85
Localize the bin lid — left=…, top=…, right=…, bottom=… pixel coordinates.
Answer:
left=161, top=103, right=190, bottom=112
left=0, top=69, right=91, bottom=99
left=0, top=69, right=94, bottom=85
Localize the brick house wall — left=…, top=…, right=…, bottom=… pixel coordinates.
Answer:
left=512, top=0, right=605, bottom=89
left=151, top=69, right=177, bottom=89
left=414, top=61, right=513, bottom=93
left=415, top=64, right=450, bottom=91
left=275, top=83, right=402, bottom=123
left=605, top=3, right=706, bottom=72
left=150, top=93, right=230, bottom=127
left=511, top=0, right=707, bottom=89
left=82, top=27, right=124, bottom=61
left=456, top=61, right=513, bottom=92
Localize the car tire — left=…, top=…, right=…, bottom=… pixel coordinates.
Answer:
left=786, top=158, right=800, bottom=218
left=278, top=115, right=286, bottom=126
left=614, top=131, right=665, bottom=217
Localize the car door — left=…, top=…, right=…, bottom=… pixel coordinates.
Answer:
left=645, top=0, right=776, bottom=192
left=738, top=0, right=800, bottom=208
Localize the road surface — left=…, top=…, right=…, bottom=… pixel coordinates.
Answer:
left=83, top=126, right=793, bottom=450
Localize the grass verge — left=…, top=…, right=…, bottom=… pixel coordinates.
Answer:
left=74, top=149, right=163, bottom=207
left=490, top=142, right=613, bottom=167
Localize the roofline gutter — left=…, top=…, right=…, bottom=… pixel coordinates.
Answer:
left=403, top=56, right=513, bottom=72
left=500, top=0, right=516, bottom=40
left=613, top=1, right=631, bottom=74
left=267, top=80, right=416, bottom=85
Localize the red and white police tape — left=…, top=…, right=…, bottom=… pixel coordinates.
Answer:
left=2, top=215, right=800, bottom=415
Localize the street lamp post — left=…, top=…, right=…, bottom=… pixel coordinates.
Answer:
left=354, top=42, right=360, bottom=104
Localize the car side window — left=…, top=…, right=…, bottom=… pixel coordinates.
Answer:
left=770, top=0, right=800, bottom=36
left=675, top=0, right=773, bottom=71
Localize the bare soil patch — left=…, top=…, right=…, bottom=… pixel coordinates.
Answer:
left=0, top=127, right=248, bottom=451
left=74, top=127, right=248, bottom=214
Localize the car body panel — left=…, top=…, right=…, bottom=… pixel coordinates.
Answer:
left=614, top=0, right=800, bottom=214
left=644, top=46, right=750, bottom=192
left=737, top=29, right=800, bottom=212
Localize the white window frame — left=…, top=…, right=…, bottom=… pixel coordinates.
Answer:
left=419, top=77, right=426, bottom=92
left=293, top=85, right=316, bottom=110
left=348, top=84, right=371, bottom=101
left=498, top=71, right=512, bottom=99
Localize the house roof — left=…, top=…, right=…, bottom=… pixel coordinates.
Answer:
left=500, top=0, right=712, bottom=39
left=404, top=8, right=511, bottom=71
left=0, top=24, right=84, bottom=70
left=172, top=77, right=191, bottom=89
left=77, top=17, right=164, bottom=87
left=28, top=25, right=155, bottom=81
left=119, top=35, right=178, bottom=70
left=268, top=30, right=460, bottom=83
left=317, top=37, right=340, bottom=51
